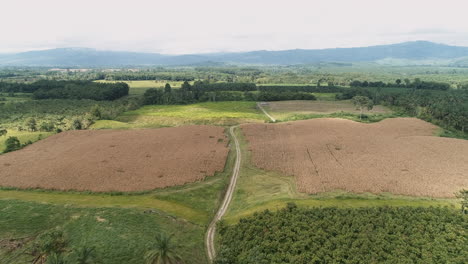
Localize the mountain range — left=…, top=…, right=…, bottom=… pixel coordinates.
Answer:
left=1, top=41, right=468, bottom=67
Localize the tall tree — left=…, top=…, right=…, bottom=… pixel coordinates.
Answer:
left=164, top=83, right=172, bottom=93
left=456, top=189, right=468, bottom=214
left=90, top=105, right=102, bottom=120
left=180, top=81, right=191, bottom=92
left=26, top=117, right=37, bottom=132
left=352, top=96, right=373, bottom=120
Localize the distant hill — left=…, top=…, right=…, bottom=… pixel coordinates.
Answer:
left=1, top=41, right=468, bottom=66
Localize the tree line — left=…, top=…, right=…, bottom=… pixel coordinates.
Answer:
left=142, top=81, right=317, bottom=105
left=350, top=78, right=451, bottom=90
left=215, top=204, right=467, bottom=264
left=339, top=87, right=468, bottom=133
left=32, top=81, right=129, bottom=100
left=258, top=85, right=343, bottom=93
left=0, top=80, right=129, bottom=101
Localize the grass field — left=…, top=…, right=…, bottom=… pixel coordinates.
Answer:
left=95, top=80, right=190, bottom=95
left=224, top=126, right=459, bottom=224
left=312, top=92, right=337, bottom=100
left=91, top=101, right=267, bottom=129
left=0, top=131, right=53, bottom=153
left=0, top=199, right=206, bottom=264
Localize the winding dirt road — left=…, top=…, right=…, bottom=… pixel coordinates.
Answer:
left=206, top=126, right=241, bottom=262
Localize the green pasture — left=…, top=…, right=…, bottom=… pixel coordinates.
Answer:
left=0, top=130, right=54, bottom=153
left=0, top=199, right=206, bottom=264
left=92, top=101, right=266, bottom=129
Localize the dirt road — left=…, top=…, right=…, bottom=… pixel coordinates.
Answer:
left=206, top=126, right=241, bottom=262
left=257, top=102, right=276, bottom=122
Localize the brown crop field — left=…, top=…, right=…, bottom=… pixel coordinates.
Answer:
left=0, top=126, right=229, bottom=192
left=242, top=118, right=468, bottom=198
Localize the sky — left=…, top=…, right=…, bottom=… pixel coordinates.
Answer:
left=1, top=0, right=468, bottom=54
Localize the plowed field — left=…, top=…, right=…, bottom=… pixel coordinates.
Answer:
left=0, top=126, right=229, bottom=192
left=241, top=118, right=468, bottom=197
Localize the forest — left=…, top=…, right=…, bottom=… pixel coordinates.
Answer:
left=349, top=79, right=451, bottom=90
left=0, top=97, right=142, bottom=131
left=215, top=205, right=467, bottom=264
left=339, top=87, right=468, bottom=133
left=0, top=80, right=129, bottom=100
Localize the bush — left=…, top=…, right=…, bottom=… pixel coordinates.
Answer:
left=4, top=136, right=21, bottom=152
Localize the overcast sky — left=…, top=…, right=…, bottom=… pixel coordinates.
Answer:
left=1, top=0, right=468, bottom=54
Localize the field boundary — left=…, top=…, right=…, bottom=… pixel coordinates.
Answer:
left=206, top=126, right=241, bottom=262
left=257, top=102, right=276, bottom=122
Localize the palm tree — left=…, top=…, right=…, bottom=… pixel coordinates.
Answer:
left=73, top=246, right=95, bottom=264
left=145, top=233, right=182, bottom=264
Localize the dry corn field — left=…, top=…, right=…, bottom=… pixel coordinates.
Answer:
left=241, top=118, right=468, bottom=197
left=0, top=126, right=229, bottom=192
left=265, top=100, right=391, bottom=114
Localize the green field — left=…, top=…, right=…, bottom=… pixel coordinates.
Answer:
left=0, top=130, right=53, bottom=153
left=92, top=101, right=267, bottom=129
left=0, top=199, right=206, bottom=263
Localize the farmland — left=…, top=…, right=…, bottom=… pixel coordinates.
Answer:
left=92, top=101, right=266, bottom=129
left=0, top=122, right=239, bottom=264
left=263, top=100, right=394, bottom=121
left=1, top=66, right=467, bottom=263
left=0, top=126, right=228, bottom=192
left=241, top=118, right=468, bottom=197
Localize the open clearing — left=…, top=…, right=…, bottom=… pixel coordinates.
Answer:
left=0, top=131, right=53, bottom=153
left=264, top=100, right=392, bottom=120
left=91, top=101, right=266, bottom=129
left=241, top=118, right=468, bottom=198
left=0, top=126, right=228, bottom=192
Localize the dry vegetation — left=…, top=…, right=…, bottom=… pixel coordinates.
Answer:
left=242, top=118, right=468, bottom=197
left=264, top=100, right=391, bottom=120
left=0, top=126, right=228, bottom=192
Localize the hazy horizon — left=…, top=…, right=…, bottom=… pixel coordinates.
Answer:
left=2, top=0, right=468, bottom=54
